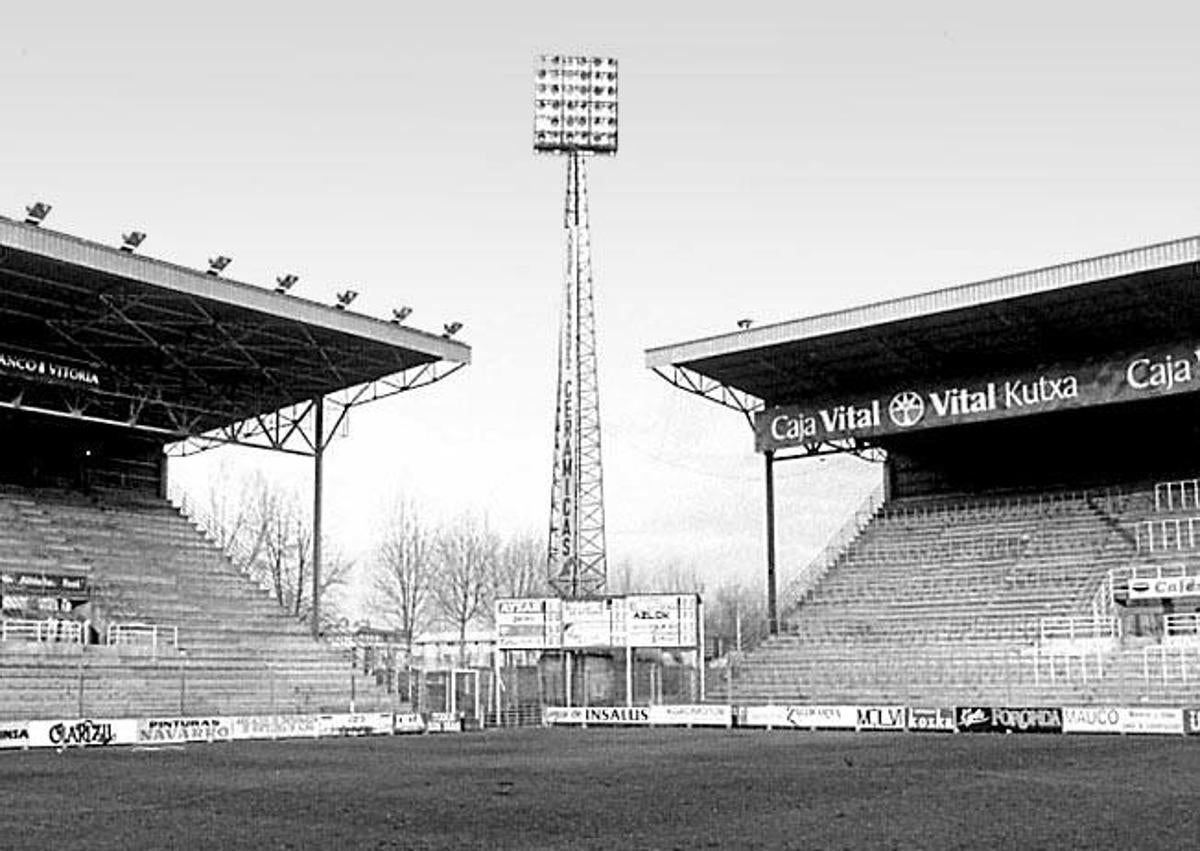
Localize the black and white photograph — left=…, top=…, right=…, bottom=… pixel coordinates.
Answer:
left=1, top=2, right=1199, bottom=848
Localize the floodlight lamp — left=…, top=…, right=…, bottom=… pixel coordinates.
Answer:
left=737, top=319, right=754, bottom=330
left=120, top=231, right=146, bottom=253
left=442, top=321, right=463, bottom=338
left=335, top=289, right=358, bottom=310
left=207, top=256, right=232, bottom=276
left=24, top=202, right=51, bottom=226
left=391, top=306, right=413, bottom=324
left=534, top=53, right=618, bottom=156
left=275, top=273, right=299, bottom=294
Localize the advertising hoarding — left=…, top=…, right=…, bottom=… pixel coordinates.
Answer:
left=756, top=339, right=1200, bottom=451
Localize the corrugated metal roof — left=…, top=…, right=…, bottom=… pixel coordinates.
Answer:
left=646, top=235, right=1200, bottom=370
left=0, top=215, right=470, bottom=365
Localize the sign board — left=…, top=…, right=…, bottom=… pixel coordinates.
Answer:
left=855, top=706, right=907, bottom=730
left=907, top=707, right=956, bottom=732
left=1062, top=707, right=1125, bottom=734
left=956, top=706, right=1062, bottom=734
left=543, top=706, right=651, bottom=725
left=1126, top=575, right=1200, bottom=601
left=625, top=595, right=699, bottom=648
left=756, top=339, right=1200, bottom=451
left=393, top=713, right=426, bottom=734
left=136, top=717, right=233, bottom=744
left=647, top=704, right=732, bottom=727
left=495, top=594, right=700, bottom=650
left=0, top=571, right=89, bottom=598
left=740, top=705, right=857, bottom=730
left=229, top=715, right=319, bottom=741
left=1122, top=708, right=1183, bottom=735
left=0, top=722, right=31, bottom=749
left=27, top=719, right=137, bottom=748
left=1184, top=708, right=1200, bottom=735
left=495, top=598, right=561, bottom=650
left=561, top=599, right=618, bottom=648
left=316, top=713, right=392, bottom=738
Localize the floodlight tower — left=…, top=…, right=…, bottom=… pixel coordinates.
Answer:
left=535, top=54, right=618, bottom=599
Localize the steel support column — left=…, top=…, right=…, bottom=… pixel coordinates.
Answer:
left=765, top=449, right=778, bottom=635
left=312, top=395, right=325, bottom=638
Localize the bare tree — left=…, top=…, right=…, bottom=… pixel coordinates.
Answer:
left=705, top=578, right=768, bottom=654
left=371, top=498, right=434, bottom=659
left=492, top=531, right=548, bottom=600
left=431, top=513, right=498, bottom=662
left=241, top=479, right=351, bottom=628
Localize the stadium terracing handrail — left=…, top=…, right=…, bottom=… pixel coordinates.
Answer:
left=780, top=481, right=886, bottom=617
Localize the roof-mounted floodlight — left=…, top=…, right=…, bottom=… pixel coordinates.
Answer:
left=442, top=321, right=463, bottom=338
left=391, top=307, right=413, bottom=324
left=24, top=202, right=52, bottom=226
left=534, top=54, right=618, bottom=156
left=335, top=289, right=359, bottom=310
left=275, top=273, right=299, bottom=294
left=207, top=256, right=232, bottom=276
left=737, top=319, right=753, bottom=330
left=120, top=231, right=146, bottom=253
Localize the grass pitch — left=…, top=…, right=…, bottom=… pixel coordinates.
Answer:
left=0, top=728, right=1197, bottom=849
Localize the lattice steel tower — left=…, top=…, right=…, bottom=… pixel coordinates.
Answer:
left=534, top=54, right=618, bottom=598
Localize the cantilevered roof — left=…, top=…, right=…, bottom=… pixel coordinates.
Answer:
left=647, top=236, right=1200, bottom=407
left=0, top=215, right=470, bottom=439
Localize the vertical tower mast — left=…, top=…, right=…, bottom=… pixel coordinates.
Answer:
left=534, top=54, right=618, bottom=599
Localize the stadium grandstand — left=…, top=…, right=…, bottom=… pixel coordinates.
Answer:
left=0, top=212, right=469, bottom=720
left=648, top=234, right=1200, bottom=708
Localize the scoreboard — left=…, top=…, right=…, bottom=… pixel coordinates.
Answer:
left=495, top=594, right=700, bottom=650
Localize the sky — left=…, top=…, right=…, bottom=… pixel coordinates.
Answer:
left=3, top=1, right=1200, bottom=607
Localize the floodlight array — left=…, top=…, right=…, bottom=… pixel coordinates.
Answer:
left=534, top=55, right=618, bottom=155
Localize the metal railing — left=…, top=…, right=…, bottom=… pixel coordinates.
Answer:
left=1154, top=478, right=1200, bottom=512
left=106, top=621, right=178, bottom=650
left=779, top=481, right=885, bottom=614
left=1135, top=516, right=1200, bottom=552
left=0, top=617, right=87, bottom=643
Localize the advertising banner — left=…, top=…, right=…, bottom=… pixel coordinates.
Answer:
left=955, top=707, right=993, bottom=733
left=955, top=706, right=1063, bottom=733
left=756, top=339, right=1200, bottom=451
left=229, top=715, right=319, bottom=741
left=136, top=717, right=233, bottom=744
left=855, top=706, right=907, bottom=731
left=0, top=722, right=31, bottom=749
left=647, top=704, right=732, bottom=727
left=1184, top=708, right=1200, bottom=735
left=495, top=598, right=562, bottom=650
left=426, top=712, right=463, bottom=733
left=495, top=595, right=702, bottom=651
left=0, top=351, right=102, bottom=389
left=740, top=705, right=857, bottom=729
left=28, top=718, right=137, bottom=748
left=1122, top=708, right=1183, bottom=735
left=1126, top=576, right=1200, bottom=602
left=542, top=706, right=652, bottom=725
left=1062, top=707, right=1125, bottom=734
left=990, top=707, right=1063, bottom=734
left=561, top=599, right=619, bottom=648
left=624, top=595, right=699, bottom=648
left=0, top=571, right=89, bottom=598
left=316, top=713, right=392, bottom=738
left=393, top=713, right=426, bottom=734
left=542, top=707, right=585, bottom=725
left=907, top=707, right=956, bottom=732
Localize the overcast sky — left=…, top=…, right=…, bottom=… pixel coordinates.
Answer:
left=3, top=2, right=1199, bottom=601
